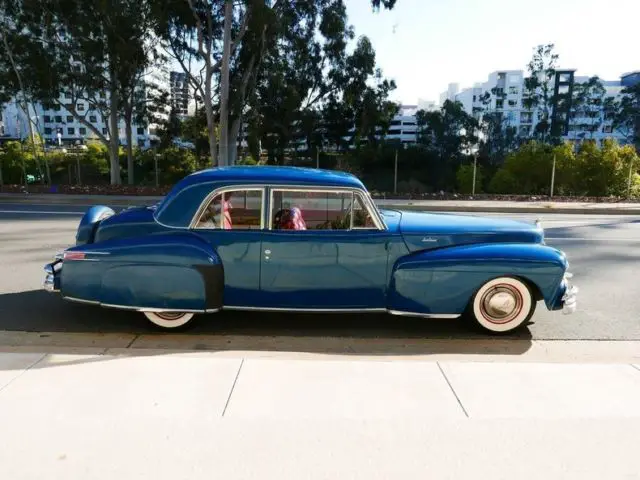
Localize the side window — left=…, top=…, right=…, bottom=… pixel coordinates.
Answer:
left=271, top=190, right=354, bottom=230
left=194, top=189, right=263, bottom=230
left=353, top=193, right=377, bottom=229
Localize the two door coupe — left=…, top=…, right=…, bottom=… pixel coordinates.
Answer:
left=43, top=166, right=577, bottom=333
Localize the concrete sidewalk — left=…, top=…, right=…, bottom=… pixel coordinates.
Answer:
left=2, top=192, right=640, bottom=214
left=0, top=350, right=639, bottom=479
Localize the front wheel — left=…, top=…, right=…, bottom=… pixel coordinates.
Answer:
left=468, top=277, right=536, bottom=334
left=143, top=311, right=195, bottom=330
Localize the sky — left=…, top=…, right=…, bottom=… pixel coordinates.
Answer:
left=345, top=0, right=639, bottom=105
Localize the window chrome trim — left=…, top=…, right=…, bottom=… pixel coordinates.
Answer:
left=189, top=184, right=267, bottom=230
left=266, top=185, right=386, bottom=231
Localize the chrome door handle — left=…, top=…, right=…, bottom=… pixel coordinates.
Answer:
left=264, top=249, right=271, bottom=255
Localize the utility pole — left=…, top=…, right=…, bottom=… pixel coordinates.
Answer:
left=316, top=147, right=319, bottom=169
left=627, top=154, right=635, bottom=199
left=394, top=148, right=398, bottom=194
left=550, top=153, right=556, bottom=198
left=472, top=156, right=477, bottom=195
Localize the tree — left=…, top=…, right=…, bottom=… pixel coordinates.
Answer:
left=0, top=0, right=166, bottom=184
left=611, top=82, right=640, bottom=151
left=156, top=0, right=397, bottom=166
left=0, top=0, right=51, bottom=184
left=570, top=76, right=606, bottom=141
left=523, top=44, right=559, bottom=144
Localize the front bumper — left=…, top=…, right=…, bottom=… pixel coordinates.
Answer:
left=43, top=253, right=63, bottom=293
left=560, top=272, right=578, bottom=315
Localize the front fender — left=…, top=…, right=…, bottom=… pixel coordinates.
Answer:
left=387, top=243, right=568, bottom=315
left=60, top=232, right=223, bottom=311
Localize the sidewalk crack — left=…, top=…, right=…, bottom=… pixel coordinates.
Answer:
left=222, top=358, right=244, bottom=417
left=0, top=353, right=47, bottom=396
left=437, top=362, right=469, bottom=418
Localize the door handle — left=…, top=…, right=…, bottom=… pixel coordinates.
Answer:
left=264, top=249, right=271, bottom=260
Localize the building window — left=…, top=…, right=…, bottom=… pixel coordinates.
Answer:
left=64, top=92, right=72, bottom=99
left=53, top=104, right=61, bottom=111
left=44, top=116, right=51, bottom=123
left=137, top=127, right=145, bottom=135
left=520, top=112, right=533, bottom=124
left=44, top=128, right=52, bottom=135
left=54, top=115, right=62, bottom=123
left=508, top=86, right=519, bottom=95
left=76, top=104, right=85, bottom=111
left=603, top=125, right=613, bottom=133
left=79, top=127, right=86, bottom=135
left=495, top=99, right=504, bottom=109
left=508, top=99, right=518, bottom=107
left=102, top=128, right=108, bottom=134
left=194, top=189, right=264, bottom=230
left=559, top=73, right=572, bottom=83
left=89, top=115, right=97, bottom=123
left=67, top=115, right=74, bottom=122
left=68, top=127, right=75, bottom=135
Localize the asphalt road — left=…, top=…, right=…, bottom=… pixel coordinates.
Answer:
left=1, top=202, right=639, bottom=341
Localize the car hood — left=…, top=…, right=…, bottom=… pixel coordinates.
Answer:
left=382, top=209, right=544, bottom=252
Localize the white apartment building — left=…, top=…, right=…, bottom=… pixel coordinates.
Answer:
left=445, top=69, right=640, bottom=146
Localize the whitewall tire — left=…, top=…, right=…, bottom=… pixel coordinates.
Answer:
left=143, top=311, right=195, bottom=329
left=469, top=277, right=536, bottom=334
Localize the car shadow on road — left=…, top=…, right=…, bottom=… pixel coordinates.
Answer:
left=0, top=289, right=534, bottom=366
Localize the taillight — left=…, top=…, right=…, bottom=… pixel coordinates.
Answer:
left=63, top=251, right=86, bottom=261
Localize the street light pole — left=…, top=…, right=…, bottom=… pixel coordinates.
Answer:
left=316, top=147, right=319, bottom=169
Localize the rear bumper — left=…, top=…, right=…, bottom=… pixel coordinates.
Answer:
left=43, top=253, right=63, bottom=293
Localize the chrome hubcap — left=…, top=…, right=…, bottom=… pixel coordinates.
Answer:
left=480, top=285, right=523, bottom=324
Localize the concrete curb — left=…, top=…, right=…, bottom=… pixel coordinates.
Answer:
left=2, top=193, right=640, bottom=214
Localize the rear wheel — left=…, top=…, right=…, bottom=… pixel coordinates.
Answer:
left=468, top=277, right=536, bottom=334
left=143, top=311, right=195, bottom=329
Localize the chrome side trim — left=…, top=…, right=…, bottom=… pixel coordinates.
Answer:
left=224, top=306, right=388, bottom=313
left=63, top=296, right=100, bottom=305
left=388, top=310, right=461, bottom=319
left=101, top=303, right=206, bottom=314
left=60, top=295, right=460, bottom=319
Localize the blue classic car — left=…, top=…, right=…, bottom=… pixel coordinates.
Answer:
left=43, top=166, right=577, bottom=333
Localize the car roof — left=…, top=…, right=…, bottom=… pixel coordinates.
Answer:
left=154, top=165, right=367, bottom=228
left=177, top=165, right=365, bottom=190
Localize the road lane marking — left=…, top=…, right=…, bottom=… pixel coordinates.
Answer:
left=0, top=210, right=85, bottom=215
left=546, top=237, right=640, bottom=241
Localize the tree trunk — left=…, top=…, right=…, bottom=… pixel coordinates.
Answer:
left=109, top=67, right=121, bottom=185
left=218, top=0, right=233, bottom=166
left=203, top=90, right=217, bottom=167
left=228, top=116, right=241, bottom=164
left=125, top=109, right=134, bottom=185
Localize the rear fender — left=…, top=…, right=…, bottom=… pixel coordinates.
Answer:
left=76, top=206, right=115, bottom=245
left=388, top=243, right=568, bottom=315
left=60, top=232, right=223, bottom=311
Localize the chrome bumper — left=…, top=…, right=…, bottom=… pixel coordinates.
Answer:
left=561, top=272, right=578, bottom=315
left=43, top=253, right=63, bottom=293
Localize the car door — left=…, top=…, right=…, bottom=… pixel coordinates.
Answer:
left=190, top=186, right=265, bottom=307
left=259, top=187, right=390, bottom=309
